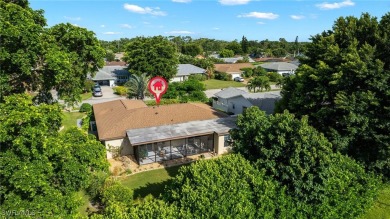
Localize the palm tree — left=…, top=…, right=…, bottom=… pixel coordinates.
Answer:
left=125, top=73, right=150, bottom=100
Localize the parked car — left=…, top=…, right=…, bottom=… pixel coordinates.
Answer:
left=234, top=77, right=244, bottom=82
left=93, top=87, right=103, bottom=97
left=93, top=83, right=101, bottom=90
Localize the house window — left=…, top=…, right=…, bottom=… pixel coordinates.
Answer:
left=224, top=135, right=232, bottom=147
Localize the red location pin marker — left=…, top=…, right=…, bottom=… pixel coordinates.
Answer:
left=148, top=76, right=168, bottom=105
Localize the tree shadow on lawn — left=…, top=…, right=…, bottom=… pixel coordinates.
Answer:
left=132, top=163, right=191, bottom=199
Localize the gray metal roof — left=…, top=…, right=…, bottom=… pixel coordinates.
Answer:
left=242, top=91, right=281, bottom=114
left=126, top=117, right=236, bottom=146
left=92, top=69, right=116, bottom=80
left=91, top=65, right=129, bottom=81
left=260, top=62, right=298, bottom=71
left=177, top=64, right=206, bottom=76
left=214, top=87, right=247, bottom=99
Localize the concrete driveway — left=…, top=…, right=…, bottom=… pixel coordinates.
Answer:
left=84, top=86, right=125, bottom=105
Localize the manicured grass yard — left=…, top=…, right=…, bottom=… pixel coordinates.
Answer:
left=81, top=92, right=92, bottom=100
left=61, top=112, right=85, bottom=132
left=361, top=183, right=390, bottom=219
left=202, top=79, right=245, bottom=90
left=120, top=164, right=189, bottom=199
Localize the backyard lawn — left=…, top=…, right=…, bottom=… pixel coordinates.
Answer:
left=61, top=112, right=85, bottom=132
left=361, top=183, right=390, bottom=219
left=202, top=79, right=245, bottom=90
left=120, top=164, right=390, bottom=218
left=120, top=164, right=189, bottom=199
left=81, top=92, right=92, bottom=100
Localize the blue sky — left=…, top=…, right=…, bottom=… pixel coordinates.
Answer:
left=30, top=0, right=390, bottom=42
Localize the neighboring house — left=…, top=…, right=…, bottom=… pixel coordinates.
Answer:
left=90, top=65, right=130, bottom=86
left=93, top=100, right=236, bottom=164
left=212, top=87, right=281, bottom=115
left=214, top=63, right=255, bottom=79
left=221, top=57, right=255, bottom=64
left=210, top=54, right=255, bottom=63
left=172, top=64, right=206, bottom=82
left=260, top=62, right=298, bottom=76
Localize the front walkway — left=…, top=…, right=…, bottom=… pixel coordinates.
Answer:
left=109, top=152, right=217, bottom=176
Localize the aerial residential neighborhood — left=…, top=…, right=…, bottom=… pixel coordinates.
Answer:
left=1, top=0, right=390, bottom=218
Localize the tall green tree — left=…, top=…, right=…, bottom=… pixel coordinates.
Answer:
left=225, top=40, right=243, bottom=54
left=241, top=35, right=249, bottom=54
left=277, top=13, right=390, bottom=177
left=246, top=76, right=271, bottom=92
left=123, top=36, right=179, bottom=81
left=125, top=73, right=150, bottom=100
left=0, top=94, right=109, bottom=217
left=219, top=49, right=234, bottom=58
left=181, top=43, right=203, bottom=57
left=163, top=154, right=294, bottom=218
left=231, top=108, right=380, bottom=218
left=0, top=1, right=105, bottom=105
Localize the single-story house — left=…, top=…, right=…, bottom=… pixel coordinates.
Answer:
left=90, top=65, right=130, bottom=86
left=260, top=62, right=298, bottom=76
left=212, top=87, right=281, bottom=115
left=171, top=64, right=206, bottom=82
left=214, top=63, right=255, bottom=79
left=209, top=54, right=255, bottom=63
left=93, top=100, right=236, bottom=164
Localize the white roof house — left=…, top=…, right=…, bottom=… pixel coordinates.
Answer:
left=212, top=87, right=281, bottom=115
left=89, top=65, right=130, bottom=86
left=171, top=64, right=206, bottom=82
left=260, top=62, right=298, bottom=76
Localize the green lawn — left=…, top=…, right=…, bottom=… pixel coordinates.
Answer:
left=81, top=92, right=92, bottom=100
left=361, top=183, right=390, bottom=219
left=77, top=190, right=95, bottom=217
left=61, top=112, right=85, bottom=132
left=202, top=79, right=245, bottom=90
left=120, top=164, right=189, bottom=199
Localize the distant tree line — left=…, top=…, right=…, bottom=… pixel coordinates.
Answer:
left=100, top=35, right=309, bottom=59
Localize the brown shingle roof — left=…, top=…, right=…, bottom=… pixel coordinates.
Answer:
left=214, top=63, right=255, bottom=74
left=93, top=100, right=228, bottom=140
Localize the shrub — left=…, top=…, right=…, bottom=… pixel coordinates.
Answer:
left=188, top=74, right=207, bottom=81
left=179, top=96, right=189, bottom=103
left=267, top=72, right=282, bottom=82
left=113, top=86, right=128, bottom=96
left=79, top=103, right=92, bottom=113
left=86, top=171, right=109, bottom=201
left=188, top=91, right=208, bottom=102
left=214, top=72, right=231, bottom=81
left=241, top=68, right=253, bottom=78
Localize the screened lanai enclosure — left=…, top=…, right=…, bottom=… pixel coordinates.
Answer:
left=134, top=134, right=214, bottom=165
left=126, top=117, right=236, bottom=165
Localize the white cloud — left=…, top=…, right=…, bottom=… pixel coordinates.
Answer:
left=172, top=0, right=192, bottom=3
left=71, top=24, right=79, bottom=27
left=64, top=16, right=81, bottom=21
left=103, top=32, right=121, bottom=35
left=257, top=22, right=265, bottom=24
left=316, top=0, right=355, bottom=10
left=291, top=15, right=305, bottom=20
left=213, top=27, right=220, bottom=30
left=123, top=4, right=166, bottom=16
left=238, top=12, right=279, bottom=19
left=121, top=24, right=133, bottom=29
left=100, top=24, right=105, bottom=28
left=219, top=0, right=251, bottom=5
left=165, top=30, right=195, bottom=35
